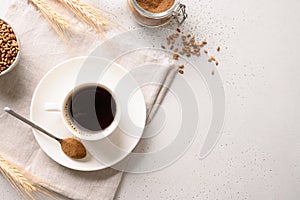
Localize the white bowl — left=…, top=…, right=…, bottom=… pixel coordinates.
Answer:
left=0, top=18, right=21, bottom=77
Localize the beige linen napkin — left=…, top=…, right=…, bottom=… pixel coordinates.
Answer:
left=0, top=0, right=177, bottom=199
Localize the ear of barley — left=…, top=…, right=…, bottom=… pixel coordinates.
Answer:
left=28, top=0, right=70, bottom=40
left=0, top=155, right=36, bottom=199
left=0, top=154, right=55, bottom=200
left=56, top=0, right=107, bottom=35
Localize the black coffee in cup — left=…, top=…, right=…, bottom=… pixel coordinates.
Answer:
left=66, top=85, right=116, bottom=132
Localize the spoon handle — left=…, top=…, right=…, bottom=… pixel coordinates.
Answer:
left=4, top=107, right=60, bottom=141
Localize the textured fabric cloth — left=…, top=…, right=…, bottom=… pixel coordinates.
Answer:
left=0, top=0, right=176, bottom=199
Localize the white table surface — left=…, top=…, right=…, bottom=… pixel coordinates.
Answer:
left=1, top=0, right=300, bottom=199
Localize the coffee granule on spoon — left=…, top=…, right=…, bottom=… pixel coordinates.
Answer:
left=60, top=138, right=87, bottom=159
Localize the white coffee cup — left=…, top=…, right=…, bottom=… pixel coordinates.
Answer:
left=45, top=83, right=121, bottom=141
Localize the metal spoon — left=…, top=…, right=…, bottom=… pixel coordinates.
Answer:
left=4, top=107, right=87, bottom=159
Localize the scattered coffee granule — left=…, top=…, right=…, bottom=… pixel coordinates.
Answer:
left=208, top=56, right=216, bottom=62
left=163, top=30, right=208, bottom=59
left=173, top=33, right=179, bottom=38
left=161, top=28, right=221, bottom=75
left=0, top=20, right=19, bottom=74
left=179, top=64, right=184, bottom=69
left=166, top=37, right=170, bottom=45
left=161, top=45, right=166, bottom=49
left=178, top=69, right=184, bottom=74
left=173, top=53, right=179, bottom=60
left=211, top=70, right=215, bottom=75
left=207, top=56, right=219, bottom=66
left=136, top=0, right=175, bottom=13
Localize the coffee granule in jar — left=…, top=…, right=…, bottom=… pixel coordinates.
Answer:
left=136, top=0, right=175, bottom=13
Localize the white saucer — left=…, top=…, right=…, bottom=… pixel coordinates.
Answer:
left=30, top=57, right=146, bottom=171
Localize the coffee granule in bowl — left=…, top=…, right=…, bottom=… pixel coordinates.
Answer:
left=0, top=19, right=20, bottom=76
left=136, top=0, right=175, bottom=13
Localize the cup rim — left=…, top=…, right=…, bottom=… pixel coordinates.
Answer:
left=61, top=83, right=121, bottom=141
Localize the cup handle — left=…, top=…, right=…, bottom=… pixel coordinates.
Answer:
left=44, top=103, right=61, bottom=112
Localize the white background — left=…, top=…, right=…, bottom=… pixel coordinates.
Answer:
left=1, top=0, right=300, bottom=199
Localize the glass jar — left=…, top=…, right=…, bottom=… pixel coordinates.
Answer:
left=127, top=0, right=187, bottom=27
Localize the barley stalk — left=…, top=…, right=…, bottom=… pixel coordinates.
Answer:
left=0, top=154, right=35, bottom=193
left=56, top=0, right=107, bottom=35
left=0, top=154, right=54, bottom=200
left=28, top=0, right=70, bottom=40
